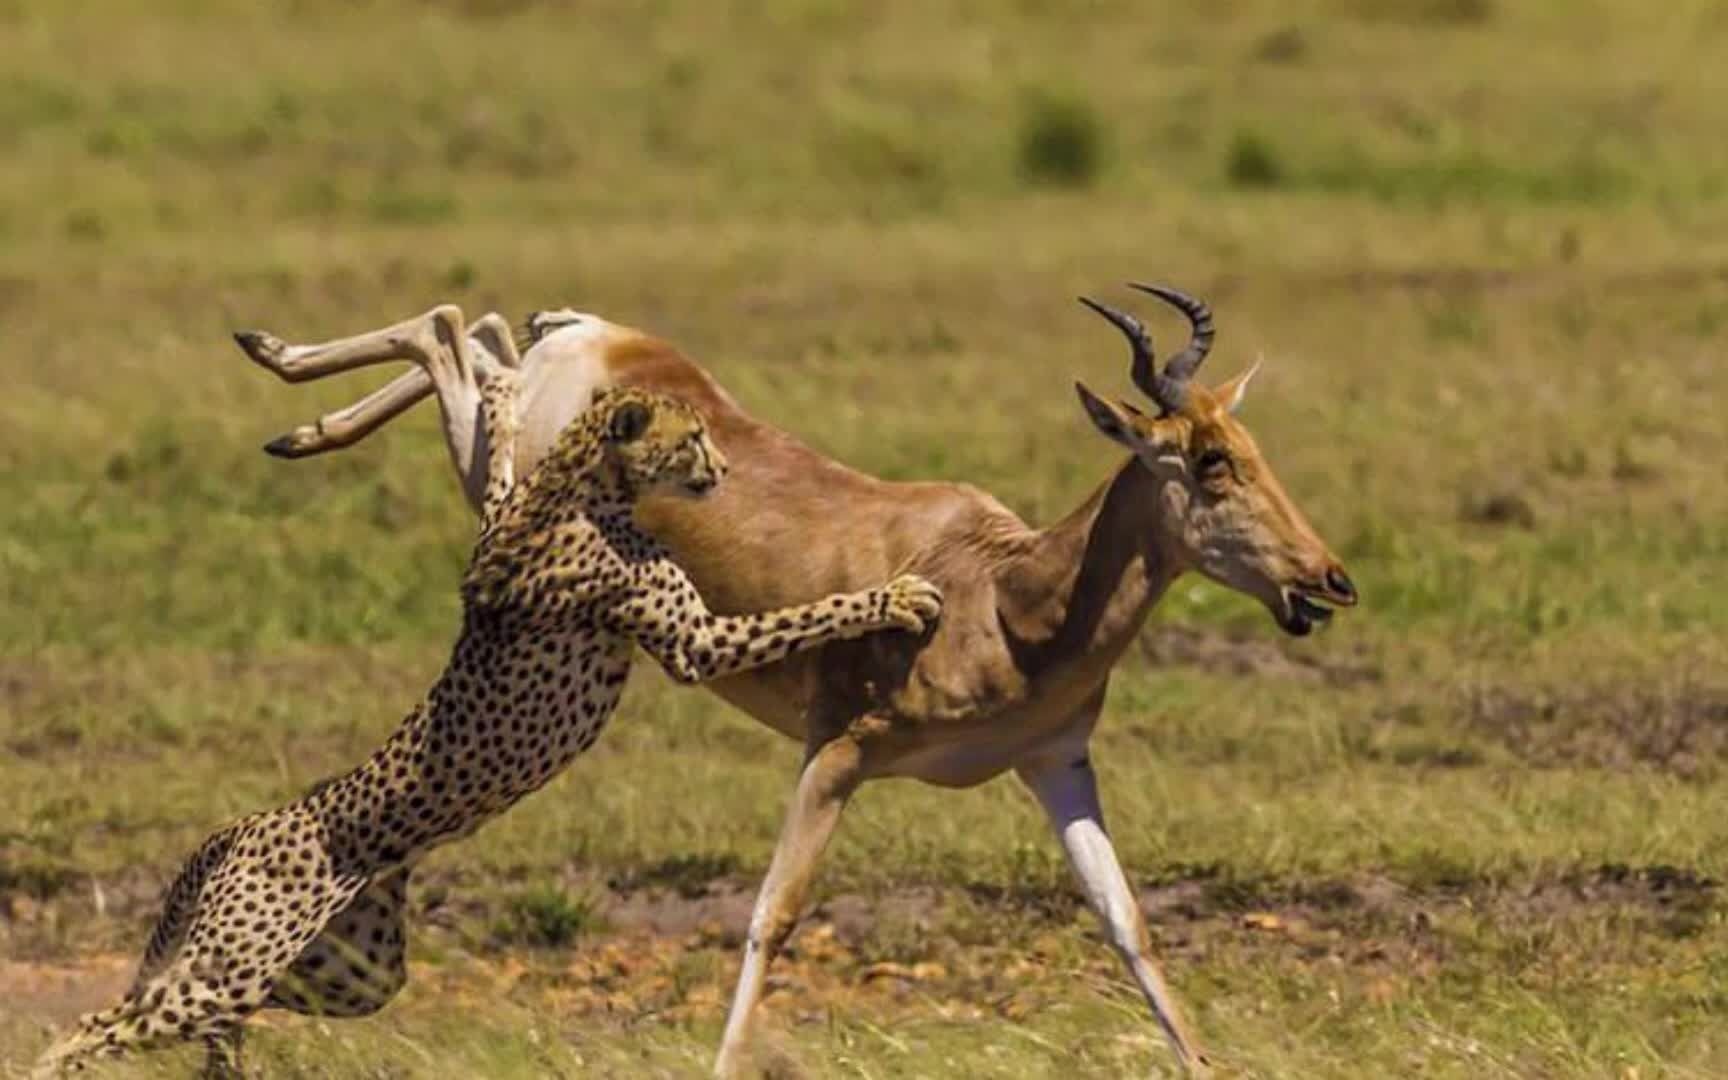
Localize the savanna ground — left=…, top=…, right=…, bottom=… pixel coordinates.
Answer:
left=4, top=0, right=1728, bottom=1075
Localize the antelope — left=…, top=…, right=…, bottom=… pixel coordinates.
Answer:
left=232, top=284, right=1356, bottom=1075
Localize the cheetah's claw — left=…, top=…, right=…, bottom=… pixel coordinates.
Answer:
left=880, top=574, right=943, bottom=635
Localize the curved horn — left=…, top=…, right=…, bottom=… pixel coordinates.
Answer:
left=1077, top=296, right=1187, bottom=413
left=1129, top=282, right=1216, bottom=383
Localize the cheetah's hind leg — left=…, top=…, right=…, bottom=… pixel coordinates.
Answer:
left=200, top=1028, right=245, bottom=1079
left=268, top=867, right=411, bottom=1019
left=477, top=365, right=523, bottom=537
left=34, top=807, right=370, bottom=1076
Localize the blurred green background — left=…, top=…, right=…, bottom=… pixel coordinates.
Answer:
left=4, top=1, right=1728, bottom=1076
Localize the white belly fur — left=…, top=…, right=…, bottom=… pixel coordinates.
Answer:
left=511, top=315, right=625, bottom=478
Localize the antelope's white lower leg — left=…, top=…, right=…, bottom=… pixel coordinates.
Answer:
left=235, top=305, right=463, bottom=383
left=714, top=736, right=862, bottom=1077
left=264, top=368, right=435, bottom=459
left=260, top=309, right=522, bottom=461
left=238, top=305, right=524, bottom=498
left=1018, top=750, right=1210, bottom=1076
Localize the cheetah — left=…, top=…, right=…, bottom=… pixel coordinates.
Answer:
left=33, top=377, right=942, bottom=1077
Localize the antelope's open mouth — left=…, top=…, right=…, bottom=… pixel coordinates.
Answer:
left=1277, top=591, right=1336, bottom=638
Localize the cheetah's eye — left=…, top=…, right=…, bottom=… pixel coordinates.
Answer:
left=608, top=402, right=652, bottom=443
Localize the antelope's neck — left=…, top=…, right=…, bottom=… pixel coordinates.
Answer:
left=997, top=457, right=1177, bottom=686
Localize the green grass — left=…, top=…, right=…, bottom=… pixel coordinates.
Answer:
left=6, top=0, right=1728, bottom=1075
left=492, top=885, right=606, bottom=949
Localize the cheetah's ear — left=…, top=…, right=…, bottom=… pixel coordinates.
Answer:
left=607, top=401, right=652, bottom=443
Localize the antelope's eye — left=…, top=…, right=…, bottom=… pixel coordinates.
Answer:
left=1195, top=447, right=1230, bottom=473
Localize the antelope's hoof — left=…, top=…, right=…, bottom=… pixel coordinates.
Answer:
left=233, top=330, right=287, bottom=371
left=263, top=426, right=323, bottom=459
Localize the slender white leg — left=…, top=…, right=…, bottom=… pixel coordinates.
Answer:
left=237, top=305, right=529, bottom=500
left=466, top=312, right=522, bottom=373
left=258, top=313, right=521, bottom=462
left=1017, top=750, right=1211, bottom=1076
left=263, top=368, right=434, bottom=459
left=714, top=737, right=863, bottom=1077
left=234, top=307, right=461, bottom=384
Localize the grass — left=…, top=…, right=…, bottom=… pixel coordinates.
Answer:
left=5, top=0, right=1728, bottom=1075
left=492, top=886, right=606, bottom=949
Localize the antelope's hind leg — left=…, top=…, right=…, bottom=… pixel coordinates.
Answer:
left=263, top=367, right=435, bottom=459
left=235, top=305, right=472, bottom=385
left=246, top=309, right=523, bottom=494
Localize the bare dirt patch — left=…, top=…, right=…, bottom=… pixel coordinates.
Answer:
left=1139, top=624, right=1381, bottom=686
left=1461, top=676, right=1728, bottom=776
left=10, top=862, right=1710, bottom=967
left=0, top=953, right=133, bottom=1027
left=6, top=863, right=1715, bottom=1058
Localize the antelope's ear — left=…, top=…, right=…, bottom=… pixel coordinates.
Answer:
left=1075, top=381, right=1143, bottom=449
left=1212, top=358, right=1262, bottom=415
left=607, top=401, right=652, bottom=443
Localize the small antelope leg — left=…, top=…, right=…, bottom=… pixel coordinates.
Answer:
left=237, top=305, right=505, bottom=496
left=1018, top=754, right=1210, bottom=1076
left=259, top=311, right=521, bottom=460
left=234, top=307, right=462, bottom=384
left=714, top=737, right=863, bottom=1077
left=264, top=367, right=434, bottom=459
left=466, top=312, right=523, bottom=373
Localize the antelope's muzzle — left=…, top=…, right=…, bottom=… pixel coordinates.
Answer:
left=1278, top=566, right=1357, bottom=637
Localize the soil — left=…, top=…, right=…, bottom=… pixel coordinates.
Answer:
left=5, top=864, right=1712, bottom=1029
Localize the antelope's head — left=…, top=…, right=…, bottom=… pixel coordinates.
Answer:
left=1075, top=284, right=1356, bottom=637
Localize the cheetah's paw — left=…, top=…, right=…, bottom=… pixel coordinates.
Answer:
left=880, top=574, right=943, bottom=635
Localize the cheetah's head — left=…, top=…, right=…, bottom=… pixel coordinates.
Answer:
left=596, top=387, right=727, bottom=499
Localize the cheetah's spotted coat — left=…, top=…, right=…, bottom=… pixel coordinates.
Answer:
left=34, top=379, right=942, bottom=1077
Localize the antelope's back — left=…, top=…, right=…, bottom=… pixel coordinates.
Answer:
left=520, top=316, right=1022, bottom=736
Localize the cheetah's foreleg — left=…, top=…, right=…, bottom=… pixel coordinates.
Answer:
left=612, top=570, right=944, bottom=685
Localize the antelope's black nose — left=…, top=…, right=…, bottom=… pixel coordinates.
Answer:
left=1325, top=567, right=1358, bottom=606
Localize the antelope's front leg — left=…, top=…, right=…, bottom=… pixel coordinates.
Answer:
left=1017, top=746, right=1211, bottom=1076
left=715, top=735, right=863, bottom=1077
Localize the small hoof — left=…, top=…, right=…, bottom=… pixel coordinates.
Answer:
left=525, top=309, right=583, bottom=344
left=233, top=330, right=284, bottom=368
left=263, top=431, right=316, bottom=459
